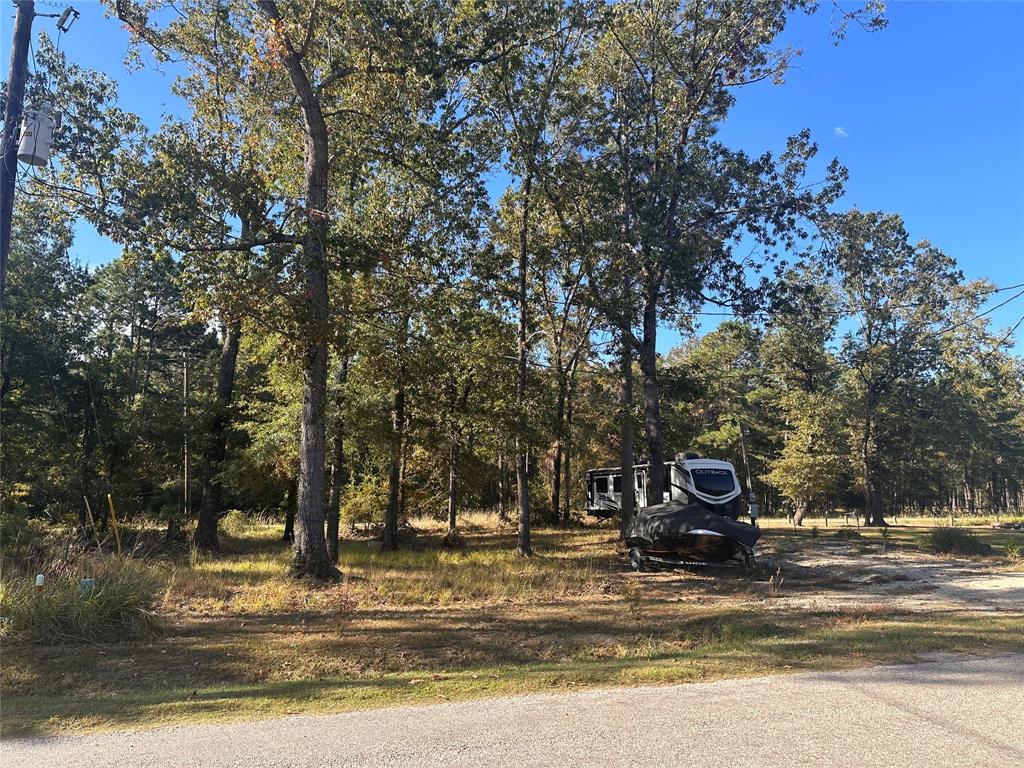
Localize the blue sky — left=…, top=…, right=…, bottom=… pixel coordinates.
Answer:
left=4, top=1, right=1023, bottom=352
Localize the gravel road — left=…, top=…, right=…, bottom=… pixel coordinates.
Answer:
left=3, top=655, right=1022, bottom=768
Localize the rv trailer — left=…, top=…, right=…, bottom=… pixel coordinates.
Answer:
left=586, top=452, right=759, bottom=571
left=585, top=453, right=743, bottom=520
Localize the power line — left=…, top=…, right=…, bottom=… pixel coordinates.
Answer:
left=997, top=314, right=1024, bottom=350
left=934, top=287, right=1024, bottom=338
left=979, top=312, right=1024, bottom=367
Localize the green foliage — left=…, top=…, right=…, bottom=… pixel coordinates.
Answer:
left=219, top=510, right=251, bottom=538
left=339, top=477, right=389, bottom=530
left=0, top=516, right=55, bottom=573
left=927, top=528, right=993, bottom=557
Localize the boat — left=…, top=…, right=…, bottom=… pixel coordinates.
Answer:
left=623, top=500, right=761, bottom=572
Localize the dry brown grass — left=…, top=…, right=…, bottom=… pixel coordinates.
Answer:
left=2, top=515, right=1022, bottom=738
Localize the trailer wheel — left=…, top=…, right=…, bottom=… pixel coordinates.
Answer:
left=628, top=547, right=646, bottom=572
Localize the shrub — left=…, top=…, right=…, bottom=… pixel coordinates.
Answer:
left=440, top=528, right=465, bottom=549
left=831, top=529, right=864, bottom=541
left=1003, top=539, right=1022, bottom=561
left=220, top=509, right=251, bottom=537
left=339, top=477, right=387, bottom=530
left=927, top=527, right=994, bottom=556
left=0, top=558, right=160, bottom=644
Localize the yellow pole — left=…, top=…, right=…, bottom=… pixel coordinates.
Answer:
left=107, top=493, right=122, bottom=555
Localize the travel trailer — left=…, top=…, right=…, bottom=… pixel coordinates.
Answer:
left=586, top=452, right=758, bottom=571
left=585, top=453, right=743, bottom=519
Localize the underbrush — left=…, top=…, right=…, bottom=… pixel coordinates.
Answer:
left=1002, top=538, right=1023, bottom=563
left=1, top=556, right=160, bottom=644
left=926, top=527, right=994, bottom=556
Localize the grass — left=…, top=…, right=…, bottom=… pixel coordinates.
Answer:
left=1, top=513, right=1022, bottom=738
left=758, top=516, right=1024, bottom=558
left=1, top=556, right=159, bottom=645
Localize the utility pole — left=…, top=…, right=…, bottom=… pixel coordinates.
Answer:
left=0, top=0, right=36, bottom=310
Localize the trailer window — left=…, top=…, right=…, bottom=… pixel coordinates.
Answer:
left=691, top=468, right=736, bottom=497
left=594, top=476, right=608, bottom=494
left=612, top=475, right=622, bottom=493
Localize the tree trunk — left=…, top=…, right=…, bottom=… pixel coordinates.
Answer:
left=618, top=323, right=636, bottom=539
left=447, top=439, right=458, bottom=534
left=326, top=352, right=348, bottom=563
left=399, top=419, right=410, bottom=517
left=515, top=172, right=533, bottom=556
left=792, top=498, right=808, bottom=527
left=256, top=0, right=336, bottom=579
left=550, top=443, right=562, bottom=523
left=195, top=320, right=241, bottom=549
left=383, top=386, right=405, bottom=550
left=561, top=377, right=574, bottom=524
left=497, top=453, right=508, bottom=522
left=383, top=319, right=408, bottom=551
left=861, top=409, right=886, bottom=526
left=550, top=449, right=562, bottom=524
left=80, top=415, right=97, bottom=538
left=282, top=476, right=297, bottom=543
left=639, top=289, right=664, bottom=505
left=550, top=373, right=565, bottom=523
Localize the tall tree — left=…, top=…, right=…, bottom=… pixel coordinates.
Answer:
left=826, top=210, right=960, bottom=525
left=488, top=0, right=594, bottom=553
left=762, top=266, right=848, bottom=524
left=194, top=319, right=241, bottom=547
left=576, top=0, right=875, bottom=505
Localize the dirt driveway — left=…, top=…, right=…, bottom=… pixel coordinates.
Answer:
left=630, top=531, right=1024, bottom=613
left=779, top=543, right=1024, bottom=612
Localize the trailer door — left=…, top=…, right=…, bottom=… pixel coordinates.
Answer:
left=634, top=469, right=647, bottom=508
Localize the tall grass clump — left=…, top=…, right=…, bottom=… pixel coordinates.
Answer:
left=1003, top=539, right=1022, bottom=561
left=0, top=558, right=160, bottom=644
left=219, top=509, right=253, bottom=538
left=927, top=527, right=993, bottom=556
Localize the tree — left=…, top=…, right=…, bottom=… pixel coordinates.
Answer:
left=664, top=321, right=778, bottom=510
left=528, top=181, right=601, bottom=523
left=0, top=193, right=87, bottom=526
left=575, top=0, right=872, bottom=507
left=761, top=266, right=849, bottom=524
left=826, top=210, right=960, bottom=525
left=31, top=22, right=286, bottom=549
left=244, top=0, right=334, bottom=577
left=194, top=319, right=242, bottom=547
left=486, top=0, right=600, bottom=551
